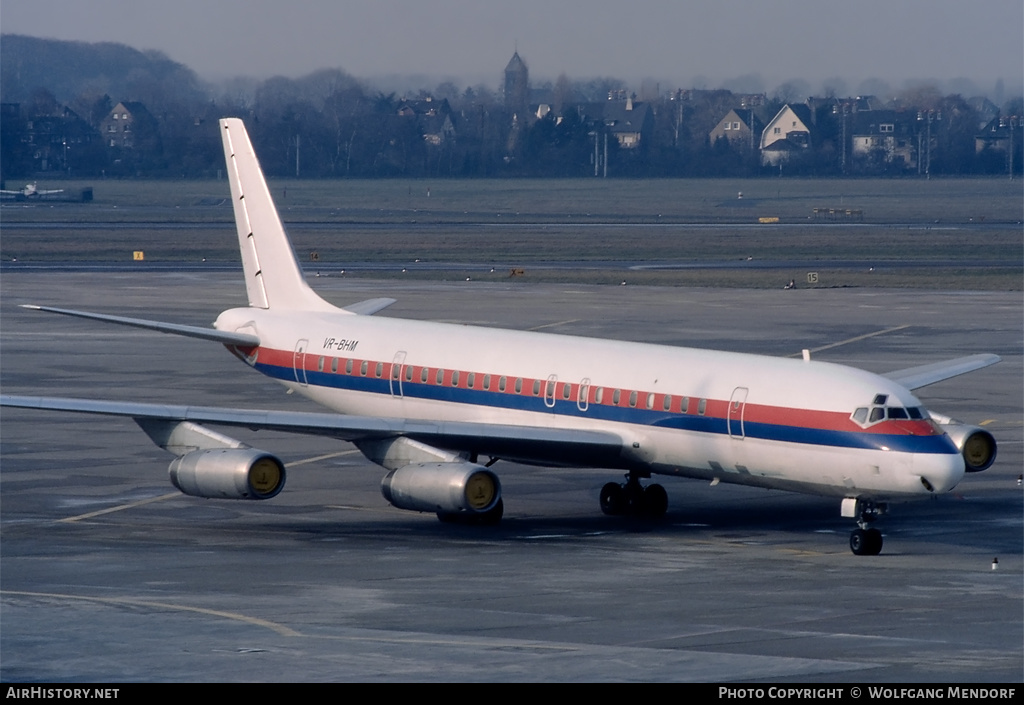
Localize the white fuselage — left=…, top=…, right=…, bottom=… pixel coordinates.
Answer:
left=216, top=305, right=965, bottom=502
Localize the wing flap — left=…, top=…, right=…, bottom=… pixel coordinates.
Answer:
left=1, top=395, right=627, bottom=469
left=884, top=353, right=1001, bottom=390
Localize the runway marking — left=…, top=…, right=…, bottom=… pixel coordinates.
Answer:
left=2, top=590, right=300, bottom=637
left=787, top=324, right=911, bottom=357
left=528, top=319, right=579, bottom=331
left=287, top=449, right=360, bottom=467
left=980, top=419, right=995, bottom=426
left=58, top=492, right=181, bottom=523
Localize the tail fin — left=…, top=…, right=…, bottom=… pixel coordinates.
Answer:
left=220, top=118, right=342, bottom=313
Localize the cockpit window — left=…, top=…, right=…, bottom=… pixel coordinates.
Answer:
left=873, top=394, right=888, bottom=405
left=868, top=407, right=885, bottom=423
left=887, top=407, right=909, bottom=420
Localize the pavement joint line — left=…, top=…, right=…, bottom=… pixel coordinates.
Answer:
left=1, top=590, right=301, bottom=637
left=786, top=324, right=912, bottom=357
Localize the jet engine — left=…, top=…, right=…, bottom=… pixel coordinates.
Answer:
left=380, top=462, right=501, bottom=515
left=931, top=413, right=997, bottom=473
left=168, top=448, right=286, bottom=499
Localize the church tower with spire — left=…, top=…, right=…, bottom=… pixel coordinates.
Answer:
left=503, top=51, right=529, bottom=116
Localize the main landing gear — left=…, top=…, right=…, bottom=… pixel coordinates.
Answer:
left=600, top=472, right=668, bottom=518
left=847, top=499, right=885, bottom=556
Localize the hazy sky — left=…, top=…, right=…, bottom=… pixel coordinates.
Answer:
left=3, top=0, right=1022, bottom=95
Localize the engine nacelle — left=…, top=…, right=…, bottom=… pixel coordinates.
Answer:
left=169, top=448, right=286, bottom=499
left=381, top=462, right=501, bottom=515
left=932, top=415, right=997, bottom=473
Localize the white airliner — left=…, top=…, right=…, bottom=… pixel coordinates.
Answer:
left=1, top=118, right=1000, bottom=556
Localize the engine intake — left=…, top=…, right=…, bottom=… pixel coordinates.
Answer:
left=381, top=462, right=501, bottom=514
left=933, top=416, right=997, bottom=473
left=169, top=448, right=286, bottom=499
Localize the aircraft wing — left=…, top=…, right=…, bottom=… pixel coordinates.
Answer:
left=884, top=353, right=1000, bottom=390
left=0, top=395, right=628, bottom=469
left=19, top=305, right=260, bottom=347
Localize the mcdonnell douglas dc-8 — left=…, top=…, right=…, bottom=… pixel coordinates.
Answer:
left=1, top=118, right=1001, bottom=556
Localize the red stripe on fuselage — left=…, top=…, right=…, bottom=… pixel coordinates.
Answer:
left=249, top=346, right=936, bottom=437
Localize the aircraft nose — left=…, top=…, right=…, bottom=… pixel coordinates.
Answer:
left=915, top=451, right=965, bottom=494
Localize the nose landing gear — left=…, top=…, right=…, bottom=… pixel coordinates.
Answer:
left=600, top=472, right=668, bottom=518
left=845, top=499, right=886, bottom=556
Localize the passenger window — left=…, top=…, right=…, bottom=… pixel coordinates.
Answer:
left=533, top=380, right=541, bottom=396
left=595, top=387, right=604, bottom=404
left=698, top=399, right=707, bottom=416
left=360, top=361, right=368, bottom=376
left=647, top=393, right=655, bottom=410
left=483, top=374, right=491, bottom=390
left=331, top=358, right=338, bottom=373
left=375, top=362, right=383, bottom=378
left=515, top=378, right=523, bottom=394
left=562, top=383, right=571, bottom=400
left=420, top=368, right=428, bottom=383
left=612, top=389, right=621, bottom=405
left=629, top=391, right=638, bottom=408
left=663, top=395, right=672, bottom=411
left=468, top=373, right=475, bottom=389
left=499, top=376, right=507, bottom=392
left=680, top=397, right=689, bottom=414
left=406, top=366, right=414, bottom=382
left=345, top=359, right=353, bottom=374
left=317, top=356, right=324, bottom=372
left=452, top=371, right=460, bottom=387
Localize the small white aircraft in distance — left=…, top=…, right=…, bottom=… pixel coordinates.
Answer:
left=0, top=183, right=64, bottom=200
left=1, top=118, right=1001, bottom=556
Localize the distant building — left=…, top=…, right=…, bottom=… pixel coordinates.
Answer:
left=975, top=115, right=1019, bottom=155
left=760, top=104, right=814, bottom=165
left=849, top=110, right=917, bottom=171
left=504, top=51, right=529, bottom=116
left=22, top=105, right=98, bottom=173
left=100, top=101, right=155, bottom=149
left=709, top=108, right=763, bottom=151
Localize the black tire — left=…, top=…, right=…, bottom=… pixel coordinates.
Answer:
left=478, top=498, right=504, bottom=526
left=600, top=482, right=626, bottom=515
left=850, top=528, right=883, bottom=555
left=436, top=498, right=504, bottom=526
left=865, top=527, right=883, bottom=555
left=643, top=484, right=669, bottom=518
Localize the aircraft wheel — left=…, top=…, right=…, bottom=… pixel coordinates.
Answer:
left=600, top=482, right=627, bottom=515
left=642, top=484, right=669, bottom=518
left=850, top=528, right=883, bottom=556
left=477, top=498, right=504, bottom=526
left=865, top=527, right=883, bottom=555
left=436, top=499, right=503, bottom=526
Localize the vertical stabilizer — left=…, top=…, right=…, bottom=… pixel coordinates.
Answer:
left=220, top=118, right=341, bottom=312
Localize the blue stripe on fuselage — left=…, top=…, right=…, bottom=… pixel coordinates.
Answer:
left=255, top=362, right=959, bottom=456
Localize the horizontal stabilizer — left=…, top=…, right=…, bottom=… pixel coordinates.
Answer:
left=885, top=353, right=1000, bottom=390
left=20, top=305, right=260, bottom=347
left=343, top=298, right=397, bottom=316
left=1, top=395, right=627, bottom=469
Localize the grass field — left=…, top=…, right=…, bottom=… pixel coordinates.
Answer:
left=2, top=177, right=1021, bottom=289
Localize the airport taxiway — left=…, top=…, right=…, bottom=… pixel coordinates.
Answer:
left=1, top=273, right=1021, bottom=682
